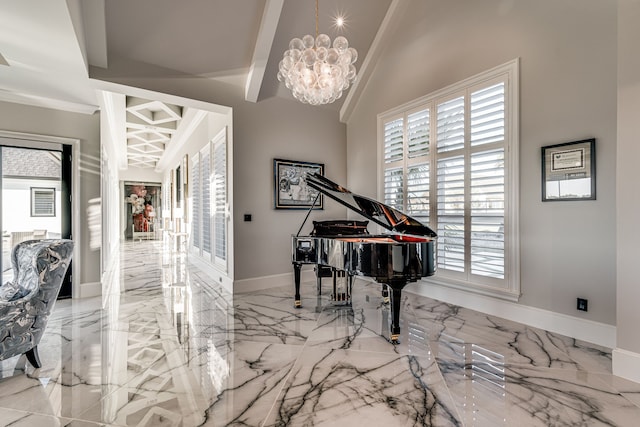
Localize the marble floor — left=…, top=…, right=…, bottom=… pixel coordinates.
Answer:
left=1, top=240, right=640, bottom=426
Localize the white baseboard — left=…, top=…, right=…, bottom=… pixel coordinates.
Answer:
left=406, top=281, right=617, bottom=349
left=234, top=269, right=315, bottom=294
left=613, top=348, right=640, bottom=383
left=76, top=281, right=101, bottom=299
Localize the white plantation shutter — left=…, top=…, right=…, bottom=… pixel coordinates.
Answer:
left=379, top=61, right=518, bottom=298
left=192, top=154, right=201, bottom=250
left=31, top=188, right=55, bottom=217
left=190, top=129, right=229, bottom=272
left=470, top=149, right=505, bottom=278
left=471, top=83, right=505, bottom=146
left=202, top=147, right=211, bottom=255
left=213, top=139, right=226, bottom=262
left=437, top=97, right=465, bottom=152
left=407, top=109, right=429, bottom=158
left=436, top=156, right=465, bottom=272
left=407, top=163, right=429, bottom=223
left=384, top=118, right=404, bottom=163
left=384, top=168, right=403, bottom=211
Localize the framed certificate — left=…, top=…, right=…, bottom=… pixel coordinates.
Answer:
left=541, top=138, right=595, bottom=201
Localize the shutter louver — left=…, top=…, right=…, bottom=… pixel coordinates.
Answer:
left=213, top=141, right=226, bottom=261
left=192, top=155, right=201, bottom=249
left=384, top=118, right=404, bottom=163
left=471, top=149, right=505, bottom=279
left=437, top=97, right=465, bottom=152
left=384, top=168, right=403, bottom=211
left=437, top=156, right=465, bottom=272
left=407, top=163, right=429, bottom=223
left=32, top=189, right=55, bottom=216
left=407, top=109, right=429, bottom=158
left=202, top=149, right=211, bottom=254
left=471, top=83, right=505, bottom=146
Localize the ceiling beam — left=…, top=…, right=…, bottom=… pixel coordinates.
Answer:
left=245, top=0, right=284, bottom=103
left=76, top=0, right=108, bottom=69
left=340, top=0, right=410, bottom=124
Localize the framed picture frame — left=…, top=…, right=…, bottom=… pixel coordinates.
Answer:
left=541, top=138, right=596, bottom=201
left=274, top=158, right=324, bottom=209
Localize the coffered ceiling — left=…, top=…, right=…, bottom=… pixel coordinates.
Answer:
left=125, top=97, right=182, bottom=169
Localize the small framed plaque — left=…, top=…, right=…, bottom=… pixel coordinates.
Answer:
left=541, top=138, right=595, bottom=201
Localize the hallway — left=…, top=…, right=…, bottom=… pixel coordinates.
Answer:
left=0, top=240, right=639, bottom=426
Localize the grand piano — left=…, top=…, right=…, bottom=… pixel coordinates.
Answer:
left=292, top=173, right=437, bottom=343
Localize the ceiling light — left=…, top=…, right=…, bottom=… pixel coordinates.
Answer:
left=277, top=0, right=358, bottom=105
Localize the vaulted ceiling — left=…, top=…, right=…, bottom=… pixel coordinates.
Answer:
left=0, top=0, right=396, bottom=169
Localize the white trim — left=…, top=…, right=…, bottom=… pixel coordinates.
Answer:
left=100, top=244, right=120, bottom=299
left=0, top=91, right=98, bottom=115
left=234, top=269, right=316, bottom=294
left=77, top=281, right=101, bottom=298
left=91, top=79, right=232, bottom=116
left=0, top=130, right=82, bottom=300
left=612, top=349, right=640, bottom=384
left=407, top=280, right=616, bottom=349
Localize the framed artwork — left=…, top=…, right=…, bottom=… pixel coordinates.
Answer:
left=541, top=138, right=596, bottom=201
left=274, top=158, right=324, bottom=209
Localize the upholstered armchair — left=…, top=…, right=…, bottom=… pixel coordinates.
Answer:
left=0, top=239, right=74, bottom=368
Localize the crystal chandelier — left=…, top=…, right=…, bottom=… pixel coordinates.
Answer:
left=277, top=0, right=358, bottom=105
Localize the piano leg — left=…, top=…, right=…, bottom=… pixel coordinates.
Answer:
left=293, top=263, right=302, bottom=308
left=388, top=282, right=404, bottom=344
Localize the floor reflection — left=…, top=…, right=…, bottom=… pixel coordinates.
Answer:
left=0, top=240, right=639, bottom=426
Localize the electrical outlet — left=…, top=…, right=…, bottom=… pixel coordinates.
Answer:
left=577, top=298, right=588, bottom=312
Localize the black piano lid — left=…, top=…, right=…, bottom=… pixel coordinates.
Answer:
left=305, top=173, right=437, bottom=238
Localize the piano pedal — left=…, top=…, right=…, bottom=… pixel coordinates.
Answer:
left=330, top=292, right=351, bottom=305
left=381, top=287, right=390, bottom=305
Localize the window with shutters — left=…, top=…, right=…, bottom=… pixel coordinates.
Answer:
left=31, top=187, right=56, bottom=217
left=191, top=154, right=201, bottom=250
left=378, top=60, right=519, bottom=299
left=213, top=136, right=227, bottom=263
left=189, top=128, right=228, bottom=271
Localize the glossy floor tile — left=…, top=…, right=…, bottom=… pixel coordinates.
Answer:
left=1, top=240, right=639, bottom=426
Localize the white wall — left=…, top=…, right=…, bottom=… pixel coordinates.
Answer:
left=346, top=0, right=617, bottom=325
left=232, top=96, right=346, bottom=281
left=0, top=101, right=101, bottom=287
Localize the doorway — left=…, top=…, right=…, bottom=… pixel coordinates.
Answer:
left=0, top=142, right=73, bottom=297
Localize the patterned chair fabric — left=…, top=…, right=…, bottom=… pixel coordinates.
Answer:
left=0, top=239, right=74, bottom=368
